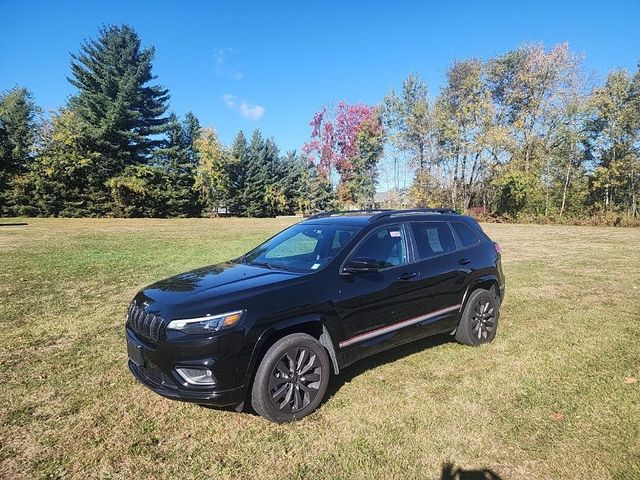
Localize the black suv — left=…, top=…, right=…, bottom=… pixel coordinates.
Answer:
left=126, top=209, right=505, bottom=423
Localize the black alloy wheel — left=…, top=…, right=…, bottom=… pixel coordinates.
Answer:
left=251, top=333, right=331, bottom=423
left=269, top=347, right=322, bottom=413
left=470, top=298, right=496, bottom=340
left=455, top=288, right=500, bottom=346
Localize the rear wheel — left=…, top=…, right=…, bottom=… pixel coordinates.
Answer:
left=251, top=333, right=330, bottom=423
left=455, top=288, right=499, bottom=346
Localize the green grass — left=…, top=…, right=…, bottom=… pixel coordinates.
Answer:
left=1, top=218, right=639, bottom=479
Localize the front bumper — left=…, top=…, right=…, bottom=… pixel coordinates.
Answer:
left=128, top=360, right=245, bottom=407
left=125, top=327, right=249, bottom=408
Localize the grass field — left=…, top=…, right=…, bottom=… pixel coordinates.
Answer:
left=1, top=218, right=639, bottom=479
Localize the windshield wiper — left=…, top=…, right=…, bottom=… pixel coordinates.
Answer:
left=248, top=261, right=273, bottom=269
left=249, top=261, right=292, bottom=272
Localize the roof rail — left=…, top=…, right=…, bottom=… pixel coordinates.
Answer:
left=368, top=208, right=459, bottom=222
left=306, top=209, right=392, bottom=220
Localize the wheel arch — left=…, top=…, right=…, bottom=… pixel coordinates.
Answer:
left=245, top=315, right=340, bottom=389
left=460, top=274, right=501, bottom=312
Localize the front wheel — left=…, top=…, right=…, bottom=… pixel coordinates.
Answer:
left=251, top=333, right=330, bottom=423
left=455, top=288, right=500, bottom=346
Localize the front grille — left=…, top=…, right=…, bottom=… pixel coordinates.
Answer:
left=127, top=303, right=164, bottom=343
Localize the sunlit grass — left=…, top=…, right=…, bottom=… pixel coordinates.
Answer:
left=1, top=218, right=638, bottom=479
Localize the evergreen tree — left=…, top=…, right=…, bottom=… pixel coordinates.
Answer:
left=181, top=112, right=201, bottom=164
left=308, top=166, right=335, bottom=213
left=280, top=151, right=303, bottom=214
left=154, top=113, right=201, bottom=216
left=243, top=129, right=270, bottom=217
left=263, top=138, right=286, bottom=216
left=68, top=24, right=170, bottom=176
left=156, top=113, right=187, bottom=169
left=228, top=130, right=248, bottom=215
left=0, top=87, right=38, bottom=213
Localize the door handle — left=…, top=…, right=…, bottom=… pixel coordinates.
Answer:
left=458, top=258, right=472, bottom=265
left=399, top=272, right=417, bottom=280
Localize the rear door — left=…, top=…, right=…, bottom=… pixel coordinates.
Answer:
left=398, top=220, right=470, bottom=337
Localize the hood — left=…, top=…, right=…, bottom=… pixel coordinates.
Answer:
left=134, top=261, right=302, bottom=318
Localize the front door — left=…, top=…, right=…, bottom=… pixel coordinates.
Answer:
left=336, top=223, right=419, bottom=364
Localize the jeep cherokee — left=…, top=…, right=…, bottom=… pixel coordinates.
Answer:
left=126, top=209, right=505, bottom=423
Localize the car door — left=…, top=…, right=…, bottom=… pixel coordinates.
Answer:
left=336, top=223, right=422, bottom=364
left=397, top=220, right=470, bottom=339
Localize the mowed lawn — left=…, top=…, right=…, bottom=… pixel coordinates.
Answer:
left=1, top=218, right=639, bottom=480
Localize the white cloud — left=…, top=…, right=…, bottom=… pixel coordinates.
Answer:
left=214, top=47, right=244, bottom=80
left=222, top=93, right=236, bottom=109
left=239, top=101, right=265, bottom=121
left=222, top=94, right=265, bottom=121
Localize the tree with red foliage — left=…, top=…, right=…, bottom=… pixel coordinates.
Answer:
left=303, top=101, right=383, bottom=206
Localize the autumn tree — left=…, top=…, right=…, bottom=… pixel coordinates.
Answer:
left=435, top=60, right=494, bottom=210
left=303, top=101, right=383, bottom=207
left=586, top=67, right=640, bottom=216
left=381, top=74, right=438, bottom=206
left=194, top=128, right=231, bottom=216
left=17, top=109, right=104, bottom=216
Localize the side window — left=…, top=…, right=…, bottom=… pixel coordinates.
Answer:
left=410, top=222, right=456, bottom=260
left=350, top=224, right=408, bottom=269
left=451, top=222, right=479, bottom=248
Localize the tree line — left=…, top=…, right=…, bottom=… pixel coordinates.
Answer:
left=1, top=25, right=639, bottom=223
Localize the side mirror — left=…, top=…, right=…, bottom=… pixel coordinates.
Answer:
left=343, top=257, right=379, bottom=274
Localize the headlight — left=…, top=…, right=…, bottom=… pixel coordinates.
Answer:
left=166, top=310, right=245, bottom=335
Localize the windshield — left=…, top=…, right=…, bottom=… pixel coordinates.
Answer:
left=240, top=223, right=360, bottom=272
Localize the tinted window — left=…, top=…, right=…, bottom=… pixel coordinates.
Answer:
left=350, top=224, right=408, bottom=269
left=243, top=224, right=360, bottom=272
left=265, top=232, right=318, bottom=259
left=452, top=222, right=479, bottom=248
left=410, top=222, right=456, bottom=259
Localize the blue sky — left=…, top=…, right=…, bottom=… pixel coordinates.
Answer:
left=1, top=1, right=639, bottom=152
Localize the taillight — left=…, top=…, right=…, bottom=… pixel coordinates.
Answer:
left=494, top=242, right=502, bottom=254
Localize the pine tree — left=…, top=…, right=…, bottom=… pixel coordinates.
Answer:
left=243, top=130, right=270, bottom=217
left=263, top=138, right=286, bottom=216
left=308, top=166, right=335, bottom=213
left=226, top=131, right=247, bottom=215
left=280, top=151, right=303, bottom=214
left=68, top=24, right=170, bottom=176
left=153, top=113, right=201, bottom=216
left=0, top=87, right=38, bottom=213
left=181, top=112, right=201, bottom=165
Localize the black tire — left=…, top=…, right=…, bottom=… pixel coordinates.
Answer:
left=251, top=333, right=331, bottom=423
left=455, top=288, right=499, bottom=346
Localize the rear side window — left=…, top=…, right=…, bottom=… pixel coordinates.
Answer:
left=451, top=222, right=479, bottom=248
left=410, top=222, right=456, bottom=259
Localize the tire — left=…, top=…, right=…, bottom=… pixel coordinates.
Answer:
left=251, top=333, right=331, bottom=423
left=455, top=288, right=500, bottom=346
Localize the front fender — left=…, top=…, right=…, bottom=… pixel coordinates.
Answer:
left=244, top=314, right=340, bottom=389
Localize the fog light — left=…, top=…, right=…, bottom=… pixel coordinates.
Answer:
left=175, top=367, right=216, bottom=385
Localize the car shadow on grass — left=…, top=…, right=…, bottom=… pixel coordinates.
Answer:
left=324, top=333, right=452, bottom=403
left=440, top=461, right=502, bottom=479
left=205, top=333, right=455, bottom=418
